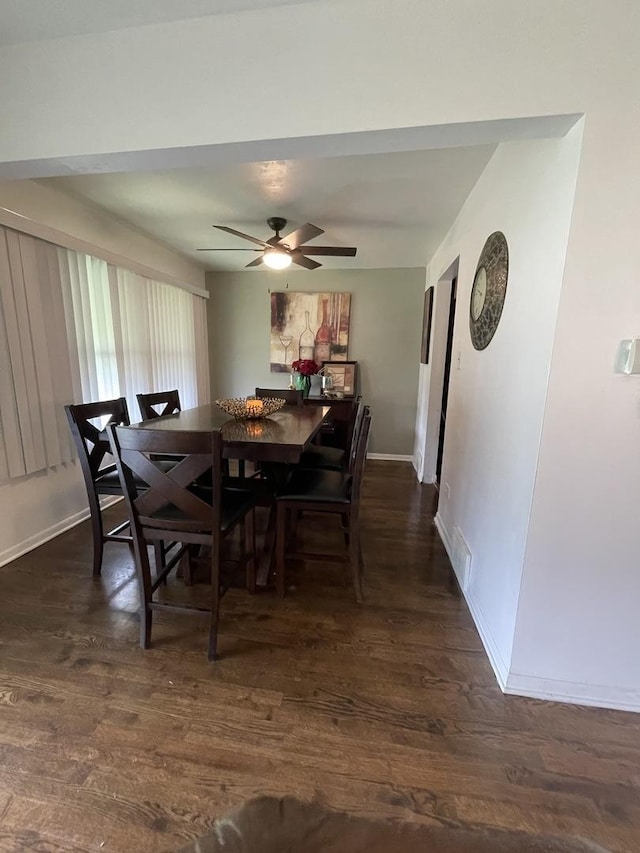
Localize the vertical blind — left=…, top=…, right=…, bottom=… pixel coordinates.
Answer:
left=0, top=225, right=209, bottom=482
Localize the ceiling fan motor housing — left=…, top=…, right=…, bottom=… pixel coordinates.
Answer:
left=267, top=217, right=287, bottom=237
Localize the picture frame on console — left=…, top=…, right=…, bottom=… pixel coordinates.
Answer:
left=322, top=361, right=358, bottom=398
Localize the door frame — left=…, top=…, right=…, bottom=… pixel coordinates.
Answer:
left=414, top=257, right=459, bottom=484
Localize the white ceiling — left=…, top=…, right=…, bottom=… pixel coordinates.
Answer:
left=2, top=5, right=578, bottom=275
left=39, top=145, right=496, bottom=272
left=0, top=0, right=324, bottom=46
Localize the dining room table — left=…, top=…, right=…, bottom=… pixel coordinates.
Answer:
left=129, top=402, right=331, bottom=585
left=130, top=401, right=330, bottom=461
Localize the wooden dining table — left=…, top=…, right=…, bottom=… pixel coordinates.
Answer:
left=130, top=403, right=331, bottom=585
left=130, top=402, right=330, bottom=463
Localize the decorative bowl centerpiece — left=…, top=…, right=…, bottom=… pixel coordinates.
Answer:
left=215, top=396, right=286, bottom=420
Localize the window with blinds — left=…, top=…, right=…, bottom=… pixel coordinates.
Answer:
left=0, top=225, right=209, bottom=482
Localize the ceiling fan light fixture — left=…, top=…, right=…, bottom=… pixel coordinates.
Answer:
left=263, top=247, right=292, bottom=270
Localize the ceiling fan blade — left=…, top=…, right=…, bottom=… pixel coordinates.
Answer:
left=299, top=246, right=357, bottom=256
left=213, top=225, right=270, bottom=248
left=245, top=256, right=265, bottom=268
left=197, top=248, right=262, bottom=252
left=280, top=223, right=324, bottom=250
left=292, top=253, right=321, bottom=270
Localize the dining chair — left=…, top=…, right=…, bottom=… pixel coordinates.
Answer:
left=65, top=398, right=134, bottom=577
left=275, top=408, right=371, bottom=602
left=299, top=397, right=364, bottom=472
left=107, top=423, right=257, bottom=661
left=136, top=389, right=181, bottom=421
left=255, top=388, right=303, bottom=407
left=233, top=388, right=302, bottom=480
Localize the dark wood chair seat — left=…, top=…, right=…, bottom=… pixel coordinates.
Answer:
left=277, top=468, right=352, bottom=503
left=108, top=423, right=257, bottom=660
left=275, top=408, right=371, bottom=602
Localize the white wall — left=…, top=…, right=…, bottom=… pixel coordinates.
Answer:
left=508, top=118, right=640, bottom=710
left=423, top=130, right=583, bottom=681
left=1, top=0, right=639, bottom=709
left=0, top=181, right=205, bottom=566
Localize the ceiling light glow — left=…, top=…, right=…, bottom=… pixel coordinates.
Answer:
left=263, top=248, right=292, bottom=270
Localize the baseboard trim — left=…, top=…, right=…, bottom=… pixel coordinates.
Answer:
left=505, top=672, right=640, bottom=713
left=434, top=512, right=509, bottom=690
left=0, top=496, right=122, bottom=569
left=464, top=592, right=509, bottom=690
left=434, top=512, right=452, bottom=556
left=367, top=453, right=413, bottom=462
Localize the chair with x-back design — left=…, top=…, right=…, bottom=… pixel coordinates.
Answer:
left=136, top=389, right=181, bottom=421
left=65, top=397, right=133, bottom=577
left=108, top=423, right=257, bottom=660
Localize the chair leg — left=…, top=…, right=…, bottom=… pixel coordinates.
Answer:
left=153, top=542, right=167, bottom=583
left=245, top=509, right=256, bottom=594
left=208, top=537, right=221, bottom=661
left=180, top=547, right=193, bottom=586
left=350, top=518, right=363, bottom=604
left=276, top=503, right=288, bottom=599
left=89, top=491, right=104, bottom=577
left=134, top=541, right=153, bottom=649
left=341, top=512, right=350, bottom=547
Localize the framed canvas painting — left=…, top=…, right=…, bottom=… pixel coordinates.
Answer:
left=270, top=292, right=351, bottom=372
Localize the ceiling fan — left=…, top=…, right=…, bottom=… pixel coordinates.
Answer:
left=197, top=216, right=357, bottom=270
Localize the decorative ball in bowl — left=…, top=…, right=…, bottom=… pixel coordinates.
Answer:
left=215, top=396, right=286, bottom=420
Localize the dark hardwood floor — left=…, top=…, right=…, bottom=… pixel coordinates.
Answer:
left=0, top=461, right=638, bottom=852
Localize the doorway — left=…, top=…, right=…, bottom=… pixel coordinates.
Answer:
left=436, top=276, right=457, bottom=486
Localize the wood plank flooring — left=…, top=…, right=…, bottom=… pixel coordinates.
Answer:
left=0, top=461, right=639, bottom=852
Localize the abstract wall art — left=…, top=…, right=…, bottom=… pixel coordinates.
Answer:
left=270, top=291, right=351, bottom=372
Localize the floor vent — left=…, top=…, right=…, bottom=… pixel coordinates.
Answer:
left=451, top=527, right=472, bottom=591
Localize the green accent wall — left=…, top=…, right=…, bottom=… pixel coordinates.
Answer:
left=206, top=267, right=425, bottom=456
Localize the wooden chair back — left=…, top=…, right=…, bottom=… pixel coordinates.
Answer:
left=109, top=425, right=222, bottom=539
left=347, top=399, right=366, bottom=474
left=136, top=389, right=181, bottom=421
left=64, top=397, right=132, bottom=576
left=255, top=388, right=303, bottom=407
left=349, top=407, right=371, bottom=511
left=65, top=397, right=130, bottom=487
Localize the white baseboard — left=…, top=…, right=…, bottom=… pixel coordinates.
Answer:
left=367, top=453, right=413, bottom=462
left=434, top=512, right=509, bottom=690
left=434, top=512, right=452, bottom=556
left=505, top=672, right=640, bottom=713
left=0, top=496, right=122, bottom=569
left=464, top=591, right=509, bottom=690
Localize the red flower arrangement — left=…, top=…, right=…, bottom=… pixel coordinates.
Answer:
left=292, top=359, right=320, bottom=376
